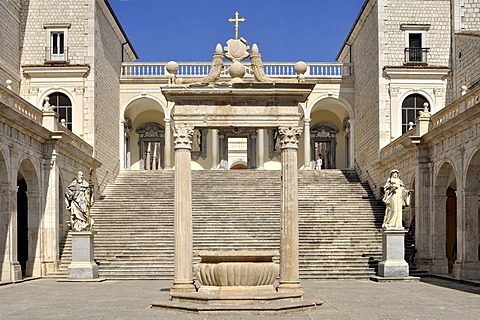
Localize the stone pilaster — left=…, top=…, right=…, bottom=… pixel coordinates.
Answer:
left=303, top=119, right=311, bottom=169
left=277, top=126, right=303, bottom=294
left=257, top=129, right=265, bottom=169
left=42, top=150, right=60, bottom=276
left=171, top=125, right=196, bottom=293
left=26, top=191, right=42, bottom=277
left=164, top=119, right=172, bottom=169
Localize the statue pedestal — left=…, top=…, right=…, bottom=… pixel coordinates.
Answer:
left=377, top=229, right=409, bottom=278
left=68, top=231, right=98, bottom=280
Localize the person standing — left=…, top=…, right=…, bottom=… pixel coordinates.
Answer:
left=315, top=154, right=323, bottom=170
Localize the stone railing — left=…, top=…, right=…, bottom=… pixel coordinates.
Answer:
left=58, top=125, right=94, bottom=155
left=121, top=62, right=353, bottom=78
left=380, top=130, right=415, bottom=160
left=430, top=85, right=480, bottom=131
left=0, top=83, right=43, bottom=125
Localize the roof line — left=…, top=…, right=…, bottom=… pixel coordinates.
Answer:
left=104, top=0, right=139, bottom=59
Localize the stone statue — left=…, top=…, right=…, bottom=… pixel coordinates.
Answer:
left=65, top=171, right=94, bottom=231
left=382, top=169, right=412, bottom=229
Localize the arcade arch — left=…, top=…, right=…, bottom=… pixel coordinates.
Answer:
left=433, top=161, right=457, bottom=274
left=308, top=97, right=352, bottom=169
left=122, top=97, right=167, bottom=170
left=16, top=157, right=41, bottom=278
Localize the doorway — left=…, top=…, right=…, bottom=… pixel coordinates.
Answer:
left=446, top=187, right=457, bottom=273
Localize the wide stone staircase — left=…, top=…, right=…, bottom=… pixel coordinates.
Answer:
left=56, top=169, right=384, bottom=279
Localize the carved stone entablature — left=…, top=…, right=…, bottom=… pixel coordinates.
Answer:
left=278, top=126, right=302, bottom=149
left=310, top=123, right=339, bottom=138
left=136, top=122, right=165, bottom=138
left=173, top=125, right=193, bottom=150
left=224, top=38, right=250, bottom=62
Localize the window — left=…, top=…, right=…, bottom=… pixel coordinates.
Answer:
left=51, top=32, right=65, bottom=60
left=400, top=24, right=430, bottom=64
left=401, top=94, right=427, bottom=134
left=44, top=24, right=70, bottom=62
left=48, top=92, right=72, bottom=130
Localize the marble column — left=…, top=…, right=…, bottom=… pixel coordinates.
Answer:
left=452, top=188, right=480, bottom=279
left=211, top=129, right=219, bottom=169
left=277, top=126, right=303, bottom=294
left=257, top=129, right=265, bottom=169
left=303, top=119, right=311, bottom=170
left=171, top=125, right=196, bottom=293
left=164, top=119, right=172, bottom=169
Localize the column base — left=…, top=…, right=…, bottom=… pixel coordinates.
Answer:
left=9, top=261, right=22, bottom=282
left=452, top=261, right=480, bottom=280
left=277, top=281, right=304, bottom=295
left=170, top=280, right=196, bottom=293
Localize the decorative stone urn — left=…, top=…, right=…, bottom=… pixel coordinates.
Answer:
left=194, top=250, right=279, bottom=295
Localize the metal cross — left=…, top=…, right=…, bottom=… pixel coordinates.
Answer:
left=228, top=11, right=245, bottom=39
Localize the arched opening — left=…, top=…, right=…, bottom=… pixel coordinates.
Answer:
left=48, top=92, right=73, bottom=130
left=433, top=162, right=456, bottom=275
left=446, top=186, right=457, bottom=273
left=401, top=93, right=428, bottom=134
left=464, top=149, right=480, bottom=263
left=123, top=98, right=166, bottom=170
left=309, top=98, right=351, bottom=169
left=16, top=174, right=28, bottom=277
left=230, top=160, right=248, bottom=170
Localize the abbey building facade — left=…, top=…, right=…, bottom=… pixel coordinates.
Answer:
left=0, top=0, right=479, bottom=282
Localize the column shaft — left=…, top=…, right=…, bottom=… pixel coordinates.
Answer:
left=211, top=129, right=218, bottom=169
left=164, top=119, right=172, bottom=169
left=171, top=125, right=196, bottom=293
left=304, top=120, right=311, bottom=169
left=277, top=126, right=303, bottom=294
left=257, top=129, right=265, bottom=169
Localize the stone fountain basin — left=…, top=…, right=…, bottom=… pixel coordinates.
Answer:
left=194, top=250, right=279, bottom=287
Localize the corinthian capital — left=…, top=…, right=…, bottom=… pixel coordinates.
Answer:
left=278, top=126, right=302, bottom=149
left=173, top=125, right=194, bottom=149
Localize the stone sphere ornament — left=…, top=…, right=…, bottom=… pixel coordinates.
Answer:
left=166, top=61, right=179, bottom=75
left=294, top=61, right=308, bottom=75
left=229, top=60, right=246, bottom=83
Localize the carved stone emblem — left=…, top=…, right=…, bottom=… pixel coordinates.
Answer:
left=225, top=38, right=250, bottom=62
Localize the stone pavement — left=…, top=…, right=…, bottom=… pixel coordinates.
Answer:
left=0, top=277, right=479, bottom=319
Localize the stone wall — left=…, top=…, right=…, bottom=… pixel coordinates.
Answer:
left=19, top=0, right=88, bottom=66
left=92, top=1, right=124, bottom=191
left=0, top=0, right=21, bottom=91
left=349, top=3, right=381, bottom=187
left=454, top=34, right=480, bottom=95
left=462, top=0, right=480, bottom=32
left=383, top=0, right=451, bottom=67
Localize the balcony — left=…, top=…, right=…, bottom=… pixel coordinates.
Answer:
left=404, top=47, right=429, bottom=65
left=45, top=47, right=69, bottom=63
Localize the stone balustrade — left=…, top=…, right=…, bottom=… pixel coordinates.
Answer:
left=430, top=85, right=480, bottom=131
left=121, top=62, right=353, bottom=79
left=0, top=83, right=43, bottom=125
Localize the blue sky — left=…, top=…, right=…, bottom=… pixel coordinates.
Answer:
left=109, top=0, right=365, bottom=62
